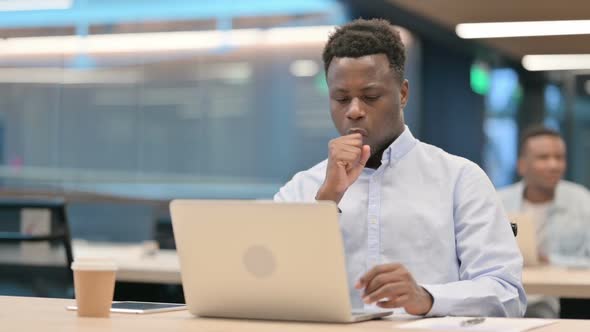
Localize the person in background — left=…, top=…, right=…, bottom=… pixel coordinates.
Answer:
left=274, top=18, right=526, bottom=317
left=499, top=126, right=590, bottom=318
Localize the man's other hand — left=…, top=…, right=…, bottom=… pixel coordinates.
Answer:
left=356, top=263, right=433, bottom=316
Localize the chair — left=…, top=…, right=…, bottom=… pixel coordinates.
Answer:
left=0, top=197, right=74, bottom=298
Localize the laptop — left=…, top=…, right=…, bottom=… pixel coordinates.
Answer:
left=169, top=200, right=392, bottom=323
left=508, top=213, right=540, bottom=266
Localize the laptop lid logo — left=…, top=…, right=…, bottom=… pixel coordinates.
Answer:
left=243, top=245, right=276, bottom=278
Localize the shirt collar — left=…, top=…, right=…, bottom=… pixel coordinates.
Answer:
left=517, top=180, right=568, bottom=211
left=381, top=125, right=418, bottom=167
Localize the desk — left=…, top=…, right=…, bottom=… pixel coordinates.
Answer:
left=114, top=258, right=590, bottom=300
left=0, top=241, right=181, bottom=284
left=5, top=242, right=590, bottom=297
left=3, top=295, right=590, bottom=332
left=103, top=248, right=590, bottom=299
left=73, top=242, right=180, bottom=284
left=522, top=266, right=590, bottom=299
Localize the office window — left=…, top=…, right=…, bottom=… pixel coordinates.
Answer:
left=0, top=26, right=422, bottom=199
left=482, top=68, right=521, bottom=187
left=570, top=75, right=590, bottom=187
left=544, top=84, right=565, bottom=131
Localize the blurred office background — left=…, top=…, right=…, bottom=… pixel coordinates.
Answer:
left=0, top=0, right=589, bottom=305
left=0, top=0, right=588, bottom=202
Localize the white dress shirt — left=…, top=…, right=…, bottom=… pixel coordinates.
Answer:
left=521, top=200, right=552, bottom=258
left=520, top=200, right=558, bottom=318
left=499, top=180, right=590, bottom=318
left=499, top=180, right=590, bottom=260
left=274, top=126, right=526, bottom=317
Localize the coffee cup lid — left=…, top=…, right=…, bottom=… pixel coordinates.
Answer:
left=71, top=258, right=117, bottom=271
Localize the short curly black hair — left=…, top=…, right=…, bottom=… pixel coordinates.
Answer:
left=322, top=18, right=406, bottom=80
left=518, top=125, right=563, bottom=157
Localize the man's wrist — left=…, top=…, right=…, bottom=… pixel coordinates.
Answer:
left=417, top=286, right=434, bottom=315
left=315, top=185, right=344, bottom=204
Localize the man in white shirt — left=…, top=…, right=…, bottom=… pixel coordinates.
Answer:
left=274, top=18, right=526, bottom=317
left=499, top=126, right=590, bottom=317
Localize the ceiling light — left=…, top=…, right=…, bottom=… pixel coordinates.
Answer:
left=0, top=26, right=335, bottom=57
left=522, top=54, right=590, bottom=71
left=265, top=26, right=335, bottom=45
left=0, top=68, right=141, bottom=84
left=289, top=60, right=319, bottom=77
left=456, top=20, right=590, bottom=39
left=0, top=0, right=72, bottom=11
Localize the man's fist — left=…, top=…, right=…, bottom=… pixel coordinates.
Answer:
left=315, top=133, right=370, bottom=204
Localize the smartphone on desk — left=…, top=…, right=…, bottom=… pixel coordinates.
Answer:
left=66, top=301, right=187, bottom=314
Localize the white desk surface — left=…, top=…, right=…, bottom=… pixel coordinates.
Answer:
left=3, top=295, right=590, bottom=332
left=5, top=242, right=590, bottom=298
left=0, top=241, right=181, bottom=284
left=73, top=241, right=181, bottom=284
left=99, top=245, right=590, bottom=299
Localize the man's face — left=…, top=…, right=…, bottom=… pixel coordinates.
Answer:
left=326, top=54, right=408, bottom=154
left=518, top=135, right=566, bottom=191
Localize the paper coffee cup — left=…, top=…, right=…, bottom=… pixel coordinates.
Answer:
left=71, top=258, right=117, bottom=318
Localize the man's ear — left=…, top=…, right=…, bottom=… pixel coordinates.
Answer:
left=400, top=79, right=409, bottom=109
left=517, top=157, right=526, bottom=178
